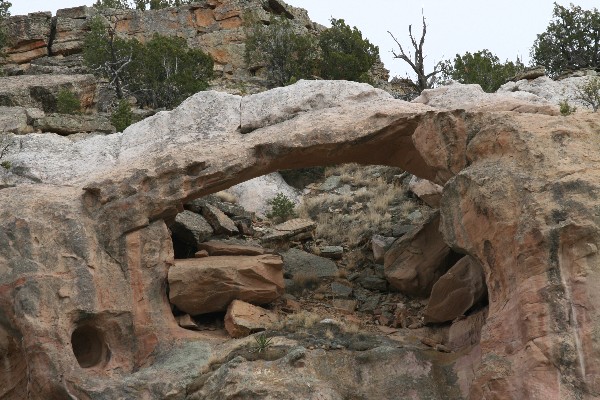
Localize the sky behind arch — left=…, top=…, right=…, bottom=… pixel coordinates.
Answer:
left=9, top=0, right=600, bottom=80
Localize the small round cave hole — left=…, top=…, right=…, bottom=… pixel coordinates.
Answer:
left=71, top=325, right=108, bottom=368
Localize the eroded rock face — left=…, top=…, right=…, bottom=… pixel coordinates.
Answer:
left=1, top=80, right=600, bottom=398
left=5, top=0, right=316, bottom=83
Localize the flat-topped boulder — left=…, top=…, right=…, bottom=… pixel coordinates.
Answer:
left=168, top=255, right=284, bottom=315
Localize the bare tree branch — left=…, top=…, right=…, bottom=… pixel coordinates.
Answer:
left=388, top=12, right=441, bottom=92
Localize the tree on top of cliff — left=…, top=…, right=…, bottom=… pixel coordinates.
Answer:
left=388, top=14, right=442, bottom=92
left=245, top=15, right=319, bottom=87
left=83, top=16, right=213, bottom=109
left=245, top=15, right=378, bottom=87
left=531, top=2, right=600, bottom=77
left=440, top=50, right=524, bottom=93
left=319, top=18, right=379, bottom=83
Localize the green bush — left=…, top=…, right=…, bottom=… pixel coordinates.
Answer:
left=83, top=18, right=213, bottom=109
left=440, top=50, right=524, bottom=93
left=245, top=15, right=319, bottom=87
left=574, top=76, right=600, bottom=112
left=531, top=3, right=600, bottom=77
left=266, top=192, right=296, bottom=222
left=111, top=99, right=134, bottom=131
left=244, top=16, right=378, bottom=87
left=559, top=99, right=577, bottom=115
left=56, top=89, right=81, bottom=114
left=319, top=18, right=379, bottom=83
left=127, top=34, right=213, bottom=109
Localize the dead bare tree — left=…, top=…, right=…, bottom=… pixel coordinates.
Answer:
left=388, top=14, right=441, bottom=92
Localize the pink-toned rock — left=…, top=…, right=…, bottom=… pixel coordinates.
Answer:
left=3, top=12, right=52, bottom=64
left=408, top=176, right=443, bottom=208
left=423, top=256, right=487, bottom=324
left=168, top=255, right=284, bottom=315
left=448, top=309, right=487, bottom=351
left=198, top=240, right=264, bottom=256
left=384, top=213, right=455, bottom=297
left=224, top=300, right=278, bottom=338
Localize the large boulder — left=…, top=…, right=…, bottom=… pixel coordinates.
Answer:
left=384, top=212, right=456, bottom=297
left=168, top=255, right=285, bottom=315
left=423, top=256, right=487, bottom=324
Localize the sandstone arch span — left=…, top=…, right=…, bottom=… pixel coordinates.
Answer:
left=1, top=80, right=599, bottom=399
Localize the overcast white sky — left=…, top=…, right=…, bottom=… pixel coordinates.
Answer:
left=9, top=0, right=600, bottom=80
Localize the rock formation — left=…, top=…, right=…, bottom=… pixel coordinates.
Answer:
left=1, top=79, right=600, bottom=399
left=2, top=0, right=316, bottom=83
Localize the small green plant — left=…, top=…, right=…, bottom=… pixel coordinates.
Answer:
left=111, top=99, right=134, bottom=132
left=251, top=333, right=273, bottom=353
left=574, top=76, right=600, bottom=112
left=559, top=99, right=577, bottom=116
left=1, top=160, right=10, bottom=170
left=266, top=192, right=296, bottom=222
left=56, top=89, right=81, bottom=114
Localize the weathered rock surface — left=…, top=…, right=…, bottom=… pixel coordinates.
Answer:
left=202, top=203, right=239, bottom=235
left=168, top=255, right=284, bottom=315
left=384, top=212, right=456, bottom=297
left=281, top=248, right=338, bottom=279
left=224, top=300, right=278, bottom=338
left=0, top=106, right=34, bottom=133
left=191, top=345, right=463, bottom=399
left=169, top=210, right=214, bottom=248
left=409, top=175, right=443, bottom=208
left=261, top=218, right=316, bottom=243
left=33, top=113, right=115, bottom=134
left=423, top=256, right=487, bottom=324
left=1, top=80, right=600, bottom=398
left=498, top=75, right=598, bottom=110
left=414, top=81, right=559, bottom=115
left=2, top=12, right=52, bottom=64
left=0, top=74, right=97, bottom=112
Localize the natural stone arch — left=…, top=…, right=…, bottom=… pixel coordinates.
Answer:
left=1, top=80, right=599, bottom=398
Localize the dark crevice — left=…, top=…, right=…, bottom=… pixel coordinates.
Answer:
left=48, top=16, right=58, bottom=56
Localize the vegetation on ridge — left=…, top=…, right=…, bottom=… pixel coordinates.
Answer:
left=245, top=16, right=379, bottom=87
left=83, top=15, right=213, bottom=109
